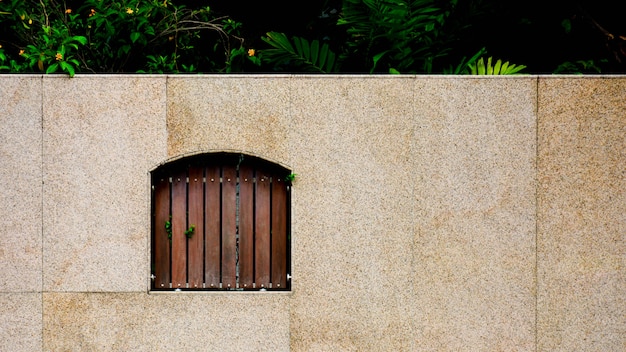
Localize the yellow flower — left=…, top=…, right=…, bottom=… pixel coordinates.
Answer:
left=126, top=8, right=133, bottom=14
left=55, top=53, right=63, bottom=61
left=28, top=19, right=32, bottom=24
left=89, top=9, right=96, bottom=17
left=19, top=49, right=25, bottom=56
left=247, top=49, right=255, bottom=57
left=65, top=9, right=72, bottom=14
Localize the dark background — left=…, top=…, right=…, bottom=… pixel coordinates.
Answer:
left=208, top=0, right=625, bottom=73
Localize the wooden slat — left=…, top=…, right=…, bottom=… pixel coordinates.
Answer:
left=255, top=172, right=271, bottom=288
left=204, top=166, right=221, bottom=288
left=221, top=166, right=237, bottom=289
left=271, top=176, right=288, bottom=289
left=187, top=167, right=204, bottom=289
left=171, top=171, right=187, bottom=289
left=238, top=165, right=254, bottom=289
left=153, top=175, right=171, bottom=289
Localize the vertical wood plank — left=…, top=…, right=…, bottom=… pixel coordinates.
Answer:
left=204, top=166, right=221, bottom=288
left=255, top=172, right=271, bottom=288
left=153, top=175, right=171, bottom=289
left=171, top=170, right=187, bottom=289
left=187, top=167, right=204, bottom=289
left=222, top=166, right=237, bottom=289
left=271, top=176, right=288, bottom=289
left=238, top=165, right=254, bottom=289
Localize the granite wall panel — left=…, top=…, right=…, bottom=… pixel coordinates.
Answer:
left=0, top=293, right=42, bottom=352
left=287, top=77, right=416, bottom=351
left=411, top=77, right=537, bottom=350
left=0, top=76, right=42, bottom=293
left=43, top=292, right=289, bottom=351
left=42, top=76, right=167, bottom=292
left=537, top=77, right=626, bottom=351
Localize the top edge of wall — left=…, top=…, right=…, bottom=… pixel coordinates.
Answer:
left=2, top=73, right=626, bottom=79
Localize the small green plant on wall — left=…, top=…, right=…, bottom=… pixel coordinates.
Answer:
left=285, top=173, right=297, bottom=183
left=184, top=225, right=195, bottom=239
left=164, top=217, right=195, bottom=240
left=165, top=218, right=172, bottom=239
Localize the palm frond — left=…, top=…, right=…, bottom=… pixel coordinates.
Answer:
left=468, top=56, right=526, bottom=75
left=260, top=32, right=338, bottom=73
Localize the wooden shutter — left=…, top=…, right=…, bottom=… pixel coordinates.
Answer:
left=151, top=154, right=291, bottom=290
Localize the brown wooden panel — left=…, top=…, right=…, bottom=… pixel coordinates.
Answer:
left=204, top=166, right=221, bottom=288
left=271, top=176, right=288, bottom=289
left=187, top=167, right=204, bottom=289
left=221, top=166, right=237, bottom=289
left=238, top=165, right=254, bottom=289
left=171, top=171, right=187, bottom=289
left=153, top=175, right=171, bottom=289
left=255, top=172, right=271, bottom=288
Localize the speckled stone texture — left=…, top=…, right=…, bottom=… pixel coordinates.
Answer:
left=42, top=76, right=167, bottom=292
left=43, top=292, right=290, bottom=351
left=537, top=77, right=626, bottom=351
left=411, top=77, right=537, bottom=350
left=166, top=76, right=292, bottom=165
left=1, top=75, right=625, bottom=351
left=0, top=293, right=43, bottom=351
left=0, top=76, right=43, bottom=293
left=288, top=77, right=417, bottom=351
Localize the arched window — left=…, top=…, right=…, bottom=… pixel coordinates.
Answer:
left=151, top=153, right=291, bottom=291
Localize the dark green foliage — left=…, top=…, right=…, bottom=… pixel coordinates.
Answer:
left=1, top=0, right=624, bottom=74
left=261, top=32, right=338, bottom=73
left=338, top=0, right=454, bottom=73
left=0, top=0, right=259, bottom=74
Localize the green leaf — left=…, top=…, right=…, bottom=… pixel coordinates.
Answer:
left=477, top=58, right=485, bottom=74
left=73, top=36, right=87, bottom=45
left=325, top=50, right=336, bottom=72
left=500, top=61, right=509, bottom=73
left=264, top=32, right=295, bottom=53
left=372, top=51, right=389, bottom=73
left=46, top=63, right=59, bottom=74
left=493, top=59, right=502, bottom=75
left=301, top=37, right=310, bottom=61
left=318, top=44, right=328, bottom=71
left=293, top=36, right=304, bottom=57
left=310, top=39, right=319, bottom=66
left=130, top=32, right=141, bottom=43
left=59, top=61, right=76, bottom=77
left=561, top=19, right=572, bottom=34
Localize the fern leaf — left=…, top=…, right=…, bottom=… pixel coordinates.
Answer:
left=325, top=50, right=336, bottom=73
left=468, top=56, right=527, bottom=75
left=493, top=59, right=502, bottom=75
left=318, top=43, right=328, bottom=71
left=500, top=61, right=510, bottom=73
left=311, top=40, right=320, bottom=67
left=293, top=37, right=304, bottom=57
left=260, top=32, right=338, bottom=73
left=301, top=37, right=311, bottom=61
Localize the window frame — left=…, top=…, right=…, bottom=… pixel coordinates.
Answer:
left=149, top=152, right=292, bottom=292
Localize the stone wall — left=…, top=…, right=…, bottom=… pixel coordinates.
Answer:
left=1, top=75, right=624, bottom=351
